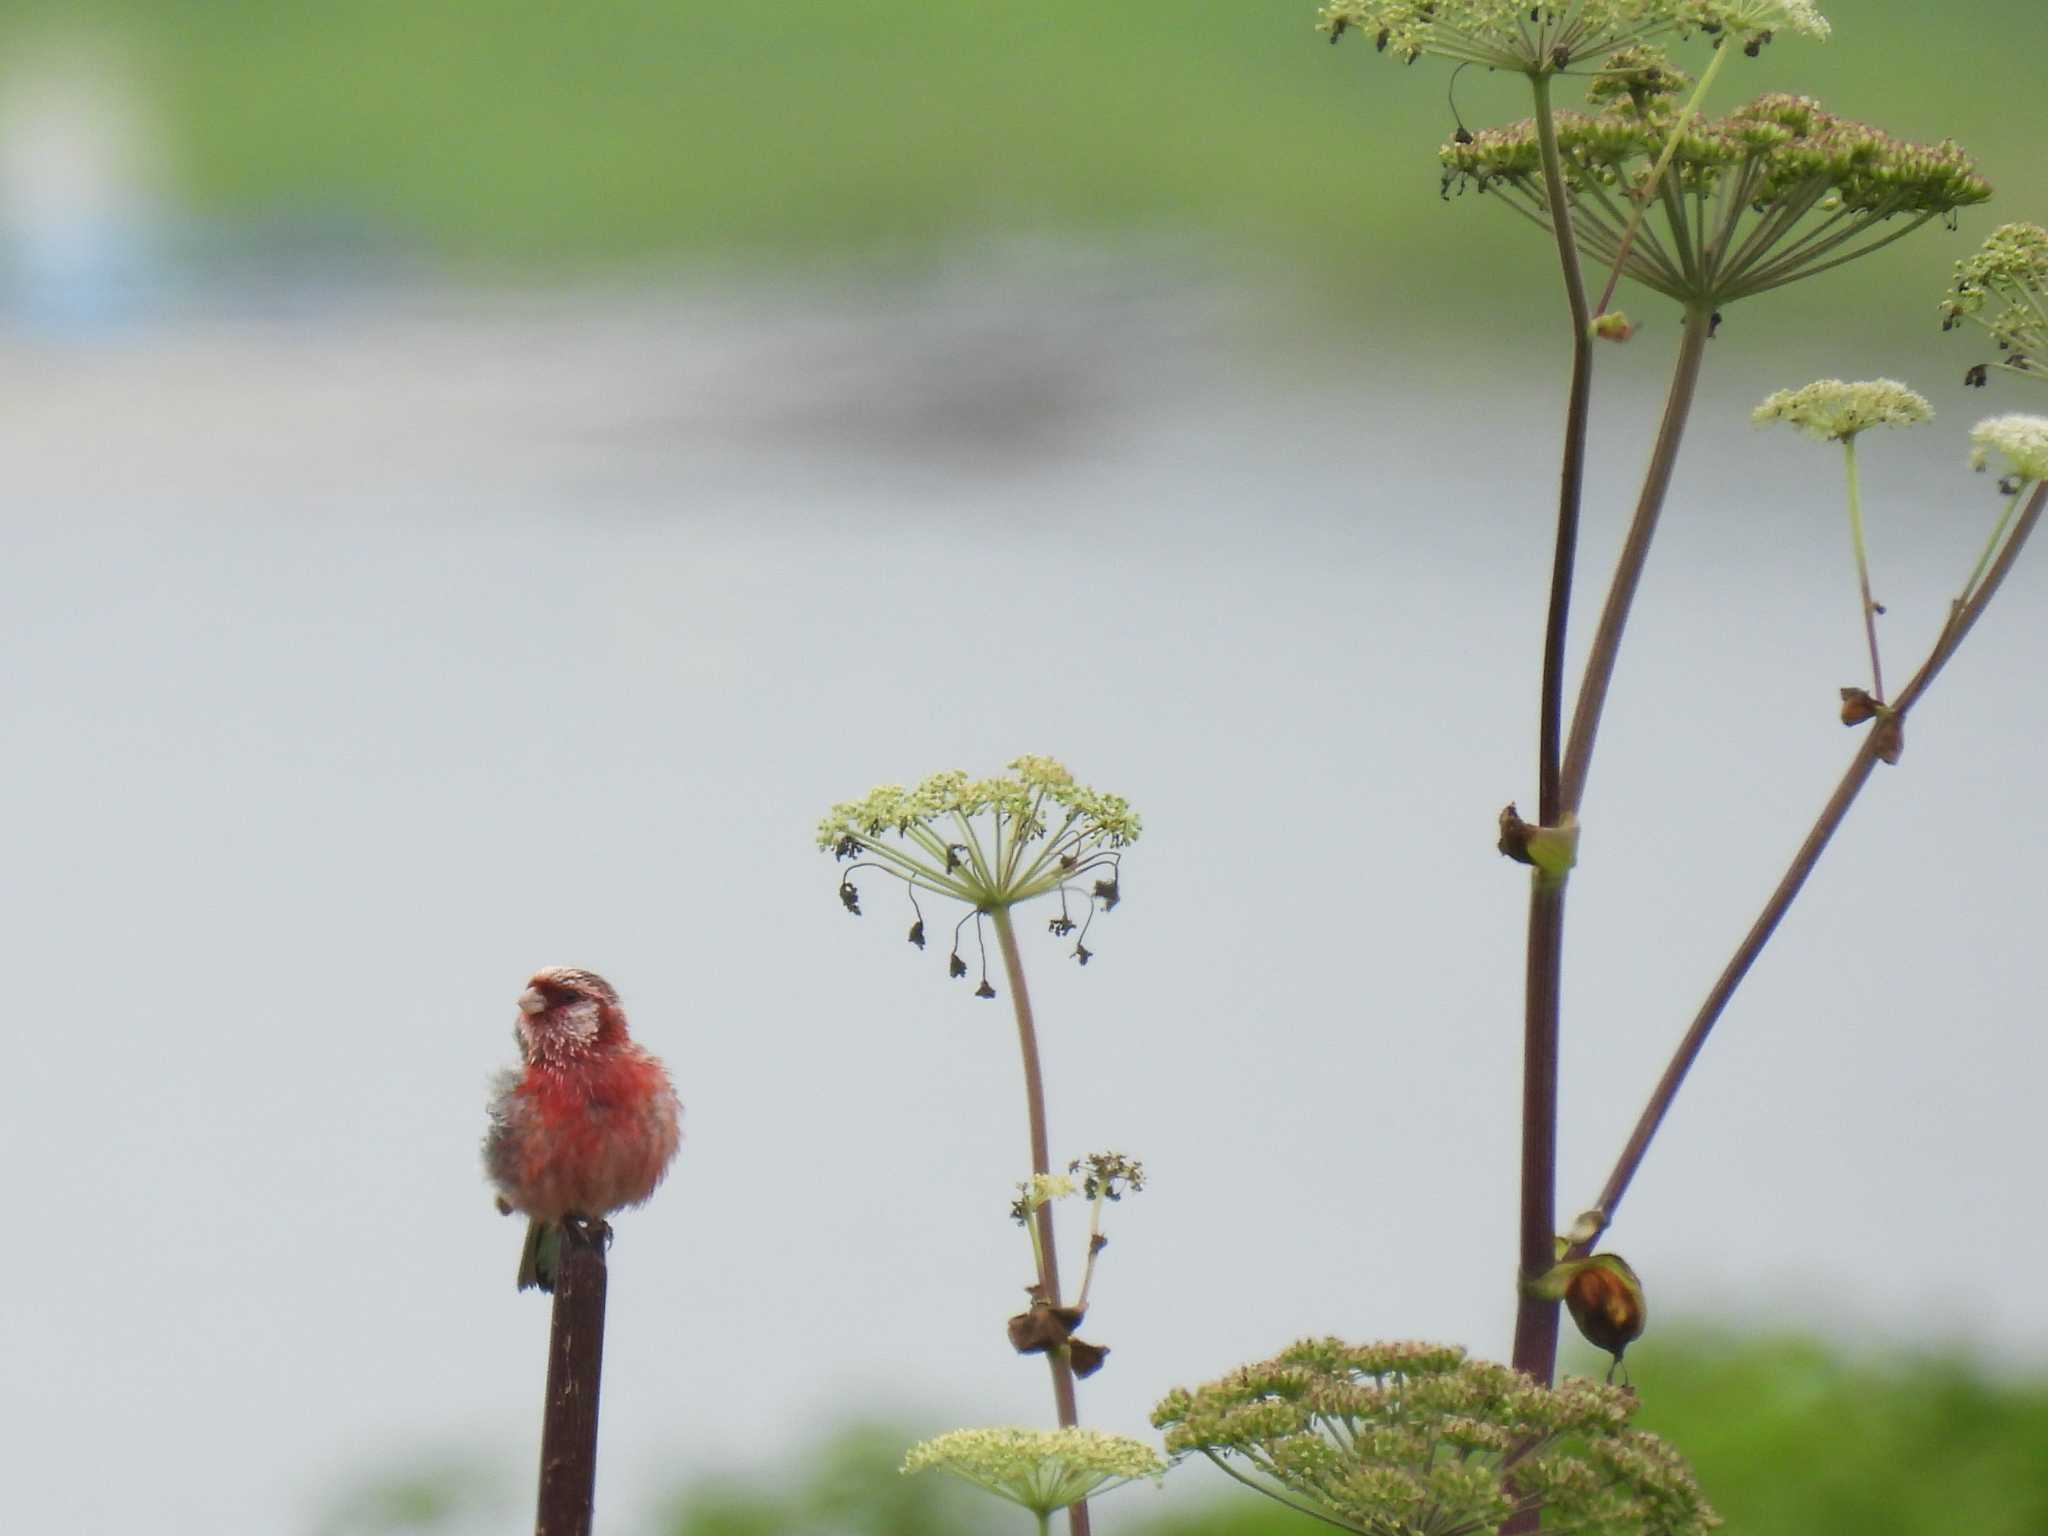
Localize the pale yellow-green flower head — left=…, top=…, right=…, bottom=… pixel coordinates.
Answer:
left=1154, top=1338, right=1718, bottom=1536
left=1318, top=0, right=1825, bottom=74
left=1969, top=415, right=2048, bottom=483
left=902, top=1427, right=1165, bottom=1518
left=820, top=756, right=1139, bottom=991
left=1944, top=222, right=2048, bottom=391
left=1707, top=0, right=1828, bottom=40
left=1023, top=1172, right=1078, bottom=1210
left=1753, top=379, right=1933, bottom=442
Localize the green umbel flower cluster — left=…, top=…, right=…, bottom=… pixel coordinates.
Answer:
left=1317, top=0, right=1825, bottom=73
left=1443, top=90, right=1990, bottom=308
left=1753, top=379, right=1932, bottom=442
left=820, top=756, right=1139, bottom=982
left=1153, top=1338, right=1718, bottom=1536
left=1944, top=222, right=2048, bottom=390
left=1970, top=415, right=2048, bottom=484
left=819, top=756, right=1140, bottom=859
left=902, top=1428, right=1164, bottom=1521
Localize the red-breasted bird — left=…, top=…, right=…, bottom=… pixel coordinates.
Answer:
left=483, top=967, right=682, bottom=1293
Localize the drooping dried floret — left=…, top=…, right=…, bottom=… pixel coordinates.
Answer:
left=1069, top=1151, right=1146, bottom=1201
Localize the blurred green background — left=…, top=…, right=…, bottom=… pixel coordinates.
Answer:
left=9, top=0, right=2044, bottom=321
left=318, top=1333, right=2048, bottom=1536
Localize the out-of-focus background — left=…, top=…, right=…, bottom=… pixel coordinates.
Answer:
left=4, top=2, right=2046, bottom=1532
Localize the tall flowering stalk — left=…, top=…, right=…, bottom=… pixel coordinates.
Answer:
left=1324, top=8, right=1844, bottom=1414
left=1161, top=12, right=2048, bottom=1536
left=820, top=756, right=1140, bottom=1536
left=1441, top=73, right=1985, bottom=1396
left=1325, top=0, right=1834, bottom=837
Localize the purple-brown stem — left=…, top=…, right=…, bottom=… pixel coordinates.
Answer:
left=1531, top=70, right=1595, bottom=827
left=1510, top=302, right=1715, bottom=1411
left=1558, top=303, right=1715, bottom=818
left=991, top=905, right=1090, bottom=1536
left=1506, top=73, right=1597, bottom=1403
left=535, top=1219, right=609, bottom=1536
left=1569, top=479, right=2048, bottom=1259
left=1510, top=880, right=1566, bottom=1386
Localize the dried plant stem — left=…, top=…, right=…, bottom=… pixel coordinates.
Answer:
left=1570, top=479, right=2048, bottom=1258
left=535, top=1220, right=609, bottom=1536
left=991, top=905, right=1090, bottom=1536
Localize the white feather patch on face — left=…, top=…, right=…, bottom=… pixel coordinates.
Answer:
left=518, top=995, right=603, bottom=1059
left=553, top=998, right=601, bottom=1044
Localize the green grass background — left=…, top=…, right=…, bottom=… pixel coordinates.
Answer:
left=20, top=0, right=2047, bottom=302
left=317, top=1333, right=2048, bottom=1536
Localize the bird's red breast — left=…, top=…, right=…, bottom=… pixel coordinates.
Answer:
left=495, top=1046, right=680, bottom=1222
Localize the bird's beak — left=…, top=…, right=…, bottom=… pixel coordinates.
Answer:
left=517, top=988, right=547, bottom=1016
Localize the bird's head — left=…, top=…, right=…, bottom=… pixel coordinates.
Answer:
left=516, top=966, right=627, bottom=1061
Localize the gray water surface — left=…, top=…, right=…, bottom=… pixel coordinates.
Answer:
left=4, top=269, right=2042, bottom=1532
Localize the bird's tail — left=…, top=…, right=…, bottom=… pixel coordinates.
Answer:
left=517, top=1216, right=562, bottom=1293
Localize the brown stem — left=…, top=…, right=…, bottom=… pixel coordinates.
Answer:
left=1543, top=356, right=1594, bottom=825
left=991, top=906, right=1089, bottom=1536
left=1508, top=304, right=1714, bottom=1439
left=535, top=1219, right=609, bottom=1536
left=1531, top=71, right=1595, bottom=826
left=1570, top=479, right=2048, bottom=1256
left=1559, top=303, right=1715, bottom=816
left=1501, top=78, right=1595, bottom=1432
left=1510, top=879, right=1566, bottom=1386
